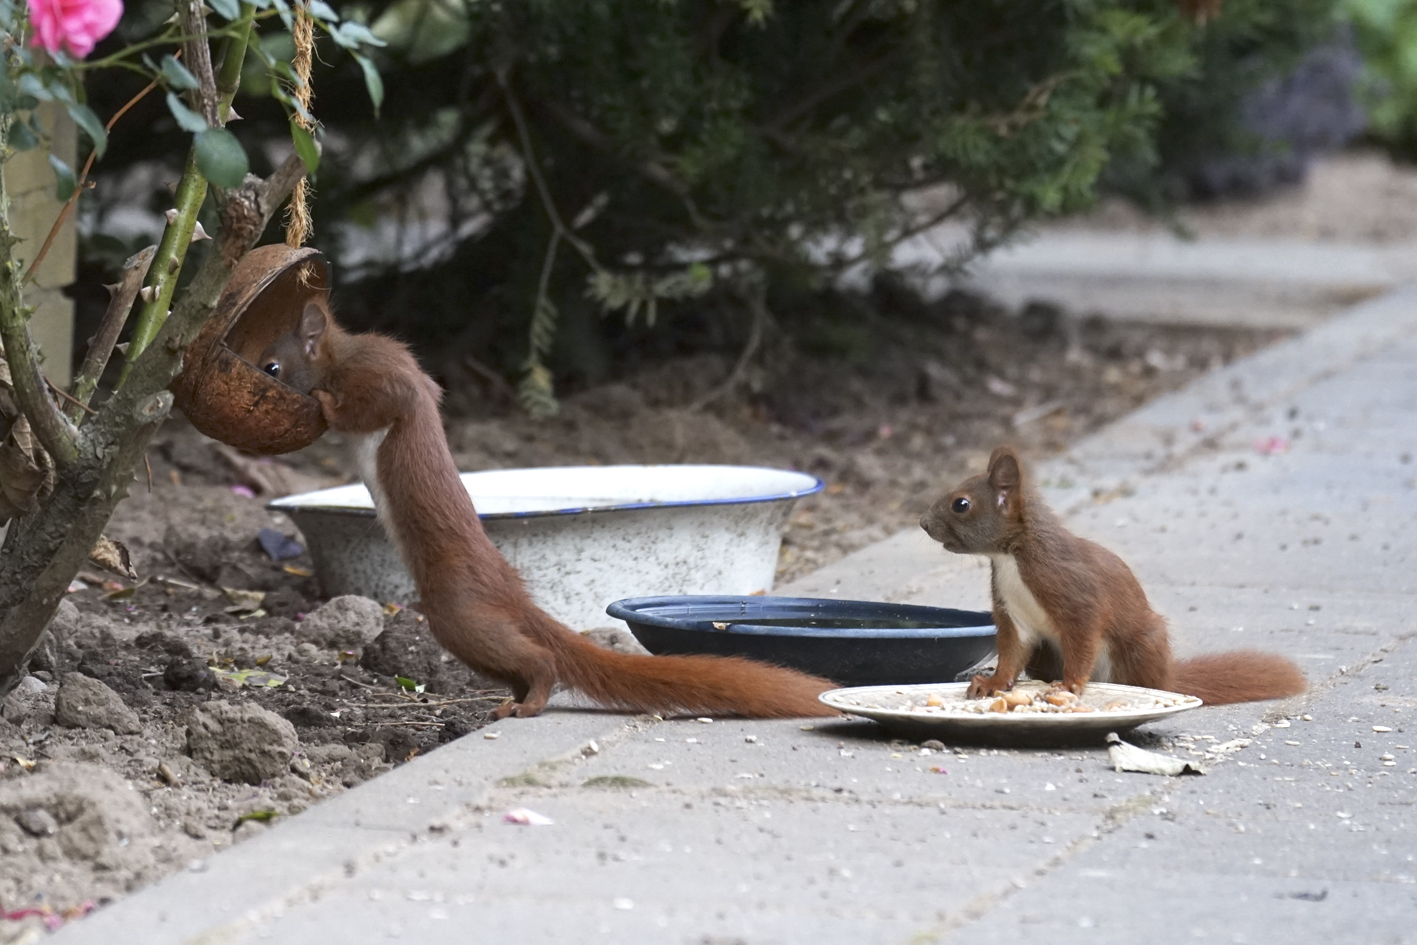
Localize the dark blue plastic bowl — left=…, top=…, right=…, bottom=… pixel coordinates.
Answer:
left=606, top=596, right=996, bottom=687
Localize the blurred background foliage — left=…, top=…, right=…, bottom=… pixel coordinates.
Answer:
left=74, top=0, right=1390, bottom=413
left=1345, top=0, right=1417, bottom=156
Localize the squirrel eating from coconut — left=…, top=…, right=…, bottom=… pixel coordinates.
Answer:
left=257, top=301, right=836, bottom=719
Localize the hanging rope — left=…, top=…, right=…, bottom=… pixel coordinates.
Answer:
left=285, top=0, right=316, bottom=250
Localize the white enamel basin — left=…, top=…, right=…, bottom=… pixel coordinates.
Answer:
left=269, top=465, right=823, bottom=629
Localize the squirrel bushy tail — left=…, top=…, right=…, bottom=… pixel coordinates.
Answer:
left=1171, top=651, right=1306, bottom=705
left=534, top=611, right=838, bottom=718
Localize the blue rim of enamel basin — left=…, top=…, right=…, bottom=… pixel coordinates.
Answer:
left=267, top=464, right=824, bottom=521
left=606, top=596, right=995, bottom=639
left=607, top=596, right=997, bottom=686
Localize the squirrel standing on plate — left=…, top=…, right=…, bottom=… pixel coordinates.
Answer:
left=256, top=301, right=836, bottom=719
left=919, top=446, right=1305, bottom=705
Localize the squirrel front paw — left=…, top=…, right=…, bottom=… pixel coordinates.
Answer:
left=312, top=389, right=339, bottom=425
left=967, top=674, right=1012, bottom=699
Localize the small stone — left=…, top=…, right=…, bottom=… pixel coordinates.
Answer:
left=48, top=598, right=81, bottom=637
left=53, top=673, right=141, bottom=734
left=300, top=596, right=385, bottom=649
left=163, top=657, right=213, bottom=692
left=15, top=808, right=58, bottom=837
left=186, top=701, right=299, bottom=785
left=232, top=819, right=268, bottom=843
left=290, top=642, right=320, bottom=663
left=14, top=676, right=45, bottom=696
left=359, top=610, right=443, bottom=681
left=921, top=740, right=947, bottom=751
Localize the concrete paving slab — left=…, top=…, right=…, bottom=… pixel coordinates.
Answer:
left=53, top=711, right=631, bottom=944
left=934, top=633, right=1417, bottom=945
left=52, top=285, right=1417, bottom=944
left=941, top=232, right=1417, bottom=328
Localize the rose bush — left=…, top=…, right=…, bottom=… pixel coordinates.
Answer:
left=0, top=0, right=386, bottom=693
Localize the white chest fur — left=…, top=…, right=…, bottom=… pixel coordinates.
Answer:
left=988, top=554, right=1054, bottom=646
left=986, top=553, right=1112, bottom=681
left=349, top=428, right=392, bottom=526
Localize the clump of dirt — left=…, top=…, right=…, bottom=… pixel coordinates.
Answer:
left=0, top=288, right=1286, bottom=924
left=0, top=763, right=182, bottom=913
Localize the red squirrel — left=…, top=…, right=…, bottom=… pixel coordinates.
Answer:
left=919, top=446, right=1306, bottom=705
left=257, top=301, right=836, bottom=719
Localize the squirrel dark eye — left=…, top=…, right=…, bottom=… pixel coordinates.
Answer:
left=951, top=497, right=970, bottom=514
left=262, top=361, right=281, bottom=378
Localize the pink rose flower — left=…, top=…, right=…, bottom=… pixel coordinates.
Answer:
left=27, top=0, right=123, bottom=59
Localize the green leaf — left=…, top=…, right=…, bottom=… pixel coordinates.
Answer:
left=395, top=675, right=418, bottom=690
left=194, top=127, right=249, bottom=187
left=352, top=52, right=383, bottom=117
left=67, top=103, right=107, bottom=159
left=166, top=92, right=208, bottom=132
left=7, top=119, right=37, bottom=151
left=161, top=54, right=200, bottom=91
left=335, top=20, right=385, bottom=47
left=48, top=154, right=76, bottom=201
left=207, top=0, right=239, bottom=18
left=308, top=0, right=338, bottom=21
left=40, top=73, right=74, bottom=103
left=213, top=668, right=287, bottom=688
left=18, top=73, right=51, bottom=102
left=290, top=120, right=319, bottom=178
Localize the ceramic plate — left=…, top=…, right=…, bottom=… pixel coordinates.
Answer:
left=820, top=680, right=1202, bottom=746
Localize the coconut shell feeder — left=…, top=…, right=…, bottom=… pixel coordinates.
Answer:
left=172, top=8, right=329, bottom=456
left=170, top=244, right=330, bottom=455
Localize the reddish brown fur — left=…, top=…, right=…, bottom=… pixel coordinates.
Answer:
left=268, top=302, right=835, bottom=719
left=920, top=446, right=1305, bottom=706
